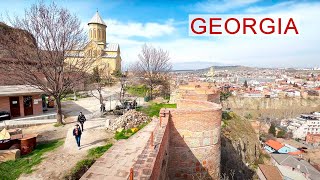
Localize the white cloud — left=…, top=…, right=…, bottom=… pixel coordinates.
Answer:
left=192, top=0, right=261, bottom=13
left=104, top=19, right=175, bottom=38
left=245, top=1, right=296, bottom=13
left=111, top=2, right=320, bottom=69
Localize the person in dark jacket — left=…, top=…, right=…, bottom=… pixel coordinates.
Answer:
left=77, top=112, right=86, bottom=131
left=73, top=124, right=82, bottom=150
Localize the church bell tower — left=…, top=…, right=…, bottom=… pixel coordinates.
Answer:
left=88, top=11, right=106, bottom=45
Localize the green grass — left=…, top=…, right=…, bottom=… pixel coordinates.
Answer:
left=114, top=130, right=131, bottom=140
left=0, top=140, right=64, bottom=180
left=87, top=144, right=113, bottom=159
left=126, top=85, right=148, bottom=97
left=114, top=121, right=150, bottom=140
left=65, top=144, right=113, bottom=180
left=137, top=103, right=176, bottom=117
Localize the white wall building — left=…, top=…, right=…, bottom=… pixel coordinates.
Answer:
left=291, top=114, right=320, bottom=139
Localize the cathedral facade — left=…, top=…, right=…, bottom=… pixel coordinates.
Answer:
left=66, top=11, right=121, bottom=74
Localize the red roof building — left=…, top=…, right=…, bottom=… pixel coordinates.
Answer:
left=265, top=139, right=284, bottom=150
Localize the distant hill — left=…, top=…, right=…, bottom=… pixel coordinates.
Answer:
left=172, top=61, right=229, bottom=70
left=172, top=61, right=254, bottom=72
left=195, top=65, right=254, bottom=72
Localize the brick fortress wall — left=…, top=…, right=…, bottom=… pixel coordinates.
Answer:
left=131, top=83, right=222, bottom=180
left=168, top=99, right=221, bottom=179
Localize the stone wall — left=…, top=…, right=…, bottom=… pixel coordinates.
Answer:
left=168, top=99, right=221, bottom=179
left=226, top=96, right=320, bottom=119
left=226, top=96, right=320, bottom=110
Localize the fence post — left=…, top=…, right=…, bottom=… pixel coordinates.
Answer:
left=150, top=132, right=154, bottom=148
left=129, top=168, right=134, bottom=180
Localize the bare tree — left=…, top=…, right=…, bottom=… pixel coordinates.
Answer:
left=132, top=44, right=172, bottom=99
left=0, top=2, right=95, bottom=124
left=89, top=65, right=114, bottom=112
left=119, top=73, right=127, bottom=105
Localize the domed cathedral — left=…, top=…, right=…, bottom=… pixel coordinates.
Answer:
left=87, top=11, right=121, bottom=74
left=66, top=11, right=121, bottom=75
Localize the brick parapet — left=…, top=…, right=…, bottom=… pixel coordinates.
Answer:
left=131, top=110, right=170, bottom=180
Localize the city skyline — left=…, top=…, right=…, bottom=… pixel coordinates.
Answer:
left=0, top=0, right=319, bottom=69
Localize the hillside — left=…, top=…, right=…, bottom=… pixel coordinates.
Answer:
left=0, top=22, right=36, bottom=52
left=221, top=112, right=264, bottom=179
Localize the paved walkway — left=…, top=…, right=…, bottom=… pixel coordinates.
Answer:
left=19, top=117, right=114, bottom=180
left=81, top=118, right=158, bottom=180
left=64, top=117, right=111, bottom=152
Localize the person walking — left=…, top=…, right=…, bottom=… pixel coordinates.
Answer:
left=77, top=112, right=86, bottom=131
left=73, top=124, right=82, bottom=150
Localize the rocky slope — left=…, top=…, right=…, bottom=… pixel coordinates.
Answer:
left=221, top=112, right=261, bottom=180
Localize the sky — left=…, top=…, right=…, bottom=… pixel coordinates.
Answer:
left=0, top=0, right=319, bottom=69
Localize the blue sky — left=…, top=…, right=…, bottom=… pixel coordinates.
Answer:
left=0, top=0, right=320, bottom=69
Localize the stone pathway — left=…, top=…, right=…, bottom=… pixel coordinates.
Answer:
left=64, top=118, right=111, bottom=152
left=19, top=118, right=114, bottom=180
left=80, top=118, right=158, bottom=180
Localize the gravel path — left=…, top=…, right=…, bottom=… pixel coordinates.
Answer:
left=18, top=118, right=115, bottom=180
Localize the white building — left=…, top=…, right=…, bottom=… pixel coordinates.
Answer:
left=291, top=114, right=320, bottom=139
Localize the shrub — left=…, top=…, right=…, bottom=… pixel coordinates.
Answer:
left=222, top=111, right=232, bottom=120
left=276, top=129, right=286, bottom=138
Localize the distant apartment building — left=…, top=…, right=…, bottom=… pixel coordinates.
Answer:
left=285, top=113, right=320, bottom=139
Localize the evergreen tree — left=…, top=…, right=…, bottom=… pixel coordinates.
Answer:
left=243, top=80, right=248, bottom=88
left=277, top=129, right=286, bottom=138
left=268, top=123, right=276, bottom=136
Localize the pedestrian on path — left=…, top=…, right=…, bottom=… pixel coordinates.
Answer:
left=77, top=112, right=86, bottom=131
left=73, top=124, right=82, bottom=150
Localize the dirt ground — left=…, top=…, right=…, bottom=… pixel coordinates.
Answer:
left=304, top=149, right=320, bottom=167
left=18, top=116, right=116, bottom=180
